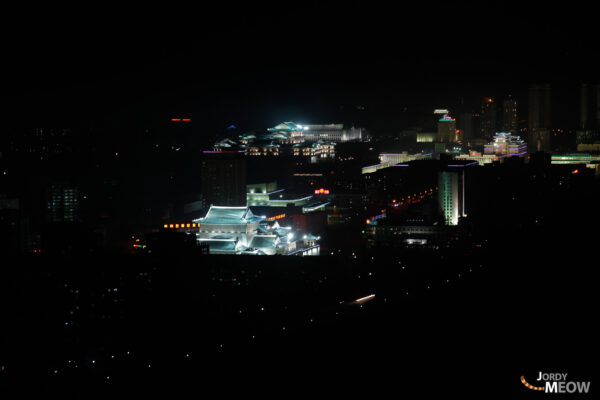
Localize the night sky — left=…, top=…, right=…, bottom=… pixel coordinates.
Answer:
left=2, top=2, right=597, bottom=133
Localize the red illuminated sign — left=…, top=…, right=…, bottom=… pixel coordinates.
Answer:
left=266, top=214, right=286, bottom=221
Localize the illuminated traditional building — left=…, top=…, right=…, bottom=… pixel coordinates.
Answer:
left=483, top=132, right=527, bottom=156
left=214, top=122, right=336, bottom=161
left=192, top=205, right=320, bottom=255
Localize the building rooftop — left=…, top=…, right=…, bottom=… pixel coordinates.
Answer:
left=249, top=235, right=279, bottom=249
left=195, top=206, right=265, bottom=225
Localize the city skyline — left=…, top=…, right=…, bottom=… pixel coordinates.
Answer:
left=1, top=1, right=597, bottom=395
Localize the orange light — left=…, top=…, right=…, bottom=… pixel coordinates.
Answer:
left=186, top=223, right=191, bottom=228
left=572, top=169, right=579, bottom=174
left=169, top=224, right=174, bottom=228
left=171, top=118, right=181, bottom=121
left=182, top=118, right=191, bottom=122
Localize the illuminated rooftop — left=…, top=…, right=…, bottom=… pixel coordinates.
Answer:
left=195, top=206, right=264, bottom=225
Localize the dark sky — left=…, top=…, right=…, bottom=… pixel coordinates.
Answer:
left=1, top=1, right=597, bottom=133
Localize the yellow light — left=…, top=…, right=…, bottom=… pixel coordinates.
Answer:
left=169, top=224, right=174, bottom=228
left=192, top=223, right=196, bottom=227
left=175, top=224, right=179, bottom=228
left=187, top=223, right=191, bottom=228
left=163, top=224, right=168, bottom=228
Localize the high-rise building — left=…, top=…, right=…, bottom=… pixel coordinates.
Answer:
left=503, top=95, right=518, bottom=135
left=438, top=115, right=457, bottom=143
left=457, top=112, right=473, bottom=143
left=46, top=183, right=79, bottom=222
left=528, top=84, right=552, bottom=152
left=438, top=170, right=466, bottom=226
left=480, top=97, right=497, bottom=139
left=200, top=151, right=247, bottom=207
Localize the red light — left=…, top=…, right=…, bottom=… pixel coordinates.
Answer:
left=171, top=118, right=181, bottom=122
left=182, top=118, right=191, bottom=122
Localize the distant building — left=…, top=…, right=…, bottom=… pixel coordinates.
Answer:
left=46, top=183, right=79, bottom=222
left=416, top=132, right=437, bottom=143
left=483, top=132, right=527, bottom=156
left=480, top=97, right=497, bottom=139
left=200, top=151, right=247, bottom=207
left=301, top=123, right=363, bottom=142
left=455, top=151, right=500, bottom=165
left=214, top=122, right=337, bottom=162
left=361, top=152, right=432, bottom=174
left=551, top=154, right=600, bottom=171
left=438, top=169, right=466, bottom=226
left=528, top=84, right=552, bottom=152
left=438, top=115, right=457, bottom=143
left=503, top=95, right=518, bottom=135
left=246, top=182, right=314, bottom=207
left=457, top=112, right=473, bottom=143
left=193, top=205, right=320, bottom=255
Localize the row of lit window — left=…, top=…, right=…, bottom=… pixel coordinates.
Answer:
left=163, top=223, right=200, bottom=229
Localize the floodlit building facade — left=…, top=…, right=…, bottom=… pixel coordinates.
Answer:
left=483, top=132, right=527, bottom=156
left=438, top=169, right=467, bottom=226
left=193, top=205, right=320, bottom=255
